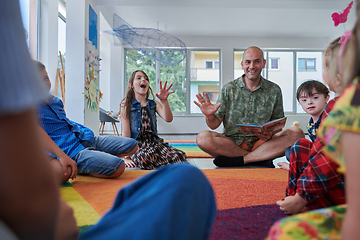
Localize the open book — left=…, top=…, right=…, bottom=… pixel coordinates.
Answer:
left=235, top=117, right=287, bottom=134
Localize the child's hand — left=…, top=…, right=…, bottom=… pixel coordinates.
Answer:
left=156, top=81, right=175, bottom=101
left=276, top=193, right=308, bottom=215
left=124, top=157, right=136, bottom=168
left=58, top=155, right=78, bottom=180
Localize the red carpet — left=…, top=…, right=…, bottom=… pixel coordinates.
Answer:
left=63, top=168, right=288, bottom=238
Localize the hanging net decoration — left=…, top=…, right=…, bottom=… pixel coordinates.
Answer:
left=104, top=14, right=187, bottom=67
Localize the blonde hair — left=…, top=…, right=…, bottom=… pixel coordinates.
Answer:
left=325, top=37, right=341, bottom=69
left=119, top=70, right=154, bottom=118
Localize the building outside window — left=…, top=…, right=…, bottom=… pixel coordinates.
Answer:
left=205, top=60, right=219, bottom=69
left=298, top=58, right=316, bottom=71
left=269, top=58, right=280, bottom=70
left=190, top=51, right=220, bottom=113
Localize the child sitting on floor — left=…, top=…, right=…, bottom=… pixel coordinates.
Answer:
left=267, top=15, right=360, bottom=239
left=117, top=70, right=187, bottom=170
left=278, top=80, right=330, bottom=170
left=275, top=37, right=347, bottom=216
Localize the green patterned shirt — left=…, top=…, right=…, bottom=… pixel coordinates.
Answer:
left=215, top=75, right=284, bottom=147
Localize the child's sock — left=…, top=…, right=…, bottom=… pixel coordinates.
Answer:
left=213, top=156, right=245, bottom=167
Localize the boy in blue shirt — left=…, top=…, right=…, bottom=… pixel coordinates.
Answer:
left=36, top=61, right=139, bottom=179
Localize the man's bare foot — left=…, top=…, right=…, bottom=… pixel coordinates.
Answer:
left=124, top=158, right=136, bottom=168
left=277, top=162, right=289, bottom=171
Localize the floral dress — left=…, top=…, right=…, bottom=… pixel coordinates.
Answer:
left=266, top=77, right=360, bottom=240
left=130, top=107, right=187, bottom=170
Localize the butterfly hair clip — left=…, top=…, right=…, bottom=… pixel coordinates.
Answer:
left=332, top=1, right=353, bottom=27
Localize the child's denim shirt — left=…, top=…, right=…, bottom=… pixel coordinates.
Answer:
left=129, top=98, right=157, bottom=139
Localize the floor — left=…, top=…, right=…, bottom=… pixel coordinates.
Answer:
left=125, top=134, right=289, bottom=170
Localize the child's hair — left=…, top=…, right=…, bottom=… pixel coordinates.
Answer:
left=34, top=60, right=46, bottom=71
left=296, top=80, right=329, bottom=101
left=324, top=37, right=341, bottom=68
left=120, top=70, right=155, bottom=118
left=342, top=21, right=360, bottom=87
left=329, top=34, right=354, bottom=90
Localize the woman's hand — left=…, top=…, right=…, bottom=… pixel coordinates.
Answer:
left=156, top=81, right=175, bottom=101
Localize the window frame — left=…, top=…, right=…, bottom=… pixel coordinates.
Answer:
left=19, top=0, right=40, bottom=59
left=204, top=59, right=220, bottom=69
left=124, top=48, right=221, bottom=115
left=269, top=57, right=280, bottom=70
left=298, top=58, right=316, bottom=71
left=235, top=49, right=325, bottom=114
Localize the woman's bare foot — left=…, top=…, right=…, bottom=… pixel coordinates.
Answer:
left=124, top=158, right=136, bottom=168
left=277, top=162, right=289, bottom=171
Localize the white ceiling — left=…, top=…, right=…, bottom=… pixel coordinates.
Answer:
left=93, top=0, right=356, bottom=39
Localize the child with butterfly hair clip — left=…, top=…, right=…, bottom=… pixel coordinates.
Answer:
left=266, top=3, right=358, bottom=238
left=117, top=70, right=187, bottom=170
left=274, top=36, right=349, bottom=218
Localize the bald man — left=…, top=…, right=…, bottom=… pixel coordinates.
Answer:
left=195, top=46, right=304, bottom=168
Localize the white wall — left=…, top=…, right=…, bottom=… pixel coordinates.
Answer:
left=39, top=4, right=330, bottom=135
left=65, top=0, right=86, bottom=127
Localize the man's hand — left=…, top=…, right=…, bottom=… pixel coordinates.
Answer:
left=194, top=93, right=221, bottom=117
left=276, top=193, right=308, bottom=215
left=58, top=155, right=77, bottom=180
left=254, top=131, right=273, bottom=141
left=54, top=199, right=79, bottom=240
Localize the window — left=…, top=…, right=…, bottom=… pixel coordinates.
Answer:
left=19, top=0, right=39, bottom=59
left=205, top=60, right=219, bottom=69
left=57, top=0, right=66, bottom=99
left=296, top=52, right=323, bottom=113
left=125, top=49, right=220, bottom=114
left=234, top=51, right=244, bottom=78
left=269, top=58, right=279, bottom=70
left=298, top=58, right=316, bottom=71
left=191, top=51, right=220, bottom=113
left=234, top=50, right=324, bottom=113
left=125, top=49, right=187, bottom=112
left=267, top=52, right=293, bottom=112
left=203, top=92, right=219, bottom=104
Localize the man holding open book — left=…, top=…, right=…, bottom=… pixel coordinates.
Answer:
left=195, top=46, right=304, bottom=167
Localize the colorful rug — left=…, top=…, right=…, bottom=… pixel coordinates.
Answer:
left=166, top=140, right=212, bottom=158
left=62, top=168, right=288, bottom=237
